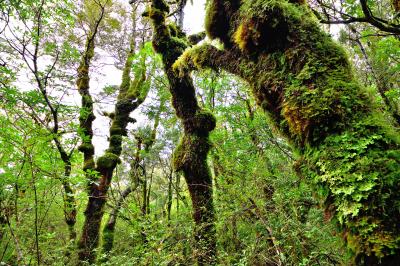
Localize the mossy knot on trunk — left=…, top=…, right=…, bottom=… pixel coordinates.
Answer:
left=172, top=134, right=212, bottom=179
left=83, top=158, right=95, bottom=171
left=78, top=143, right=95, bottom=153
left=96, top=153, right=121, bottom=170
left=184, top=109, right=216, bottom=136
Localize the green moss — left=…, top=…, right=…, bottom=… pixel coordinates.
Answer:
left=204, top=0, right=240, bottom=45
left=190, top=109, right=217, bottom=135
left=173, top=134, right=212, bottom=173
left=172, top=44, right=213, bottom=77
left=302, top=116, right=400, bottom=258
left=107, top=135, right=123, bottom=154
left=168, top=24, right=178, bottom=37
left=204, top=0, right=222, bottom=40
left=103, top=112, right=115, bottom=119
left=78, top=143, right=95, bottom=153
left=96, top=153, right=121, bottom=169
left=172, top=137, right=185, bottom=171
left=110, top=125, right=123, bottom=136
left=83, top=158, right=95, bottom=171
left=126, top=86, right=140, bottom=100
left=233, top=23, right=249, bottom=51
left=188, top=32, right=206, bottom=45
left=147, top=0, right=218, bottom=263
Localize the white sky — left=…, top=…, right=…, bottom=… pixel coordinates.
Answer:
left=183, top=0, right=206, bottom=34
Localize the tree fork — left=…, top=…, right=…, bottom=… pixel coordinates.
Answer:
left=77, top=6, right=150, bottom=262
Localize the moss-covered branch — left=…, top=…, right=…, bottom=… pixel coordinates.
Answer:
left=174, top=0, right=400, bottom=264
left=145, top=0, right=217, bottom=264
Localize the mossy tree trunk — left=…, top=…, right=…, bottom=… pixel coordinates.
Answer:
left=76, top=19, right=101, bottom=263
left=77, top=12, right=151, bottom=262
left=173, top=0, right=400, bottom=264
left=145, top=0, right=217, bottom=264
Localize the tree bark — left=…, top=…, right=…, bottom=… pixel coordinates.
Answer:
left=174, top=0, right=400, bottom=264
left=76, top=27, right=100, bottom=263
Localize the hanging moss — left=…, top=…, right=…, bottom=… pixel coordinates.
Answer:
left=172, top=0, right=400, bottom=263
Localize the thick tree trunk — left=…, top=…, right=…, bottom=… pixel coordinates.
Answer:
left=76, top=30, right=99, bottom=263
left=76, top=187, right=102, bottom=261
left=174, top=0, right=400, bottom=264
left=146, top=1, right=217, bottom=264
